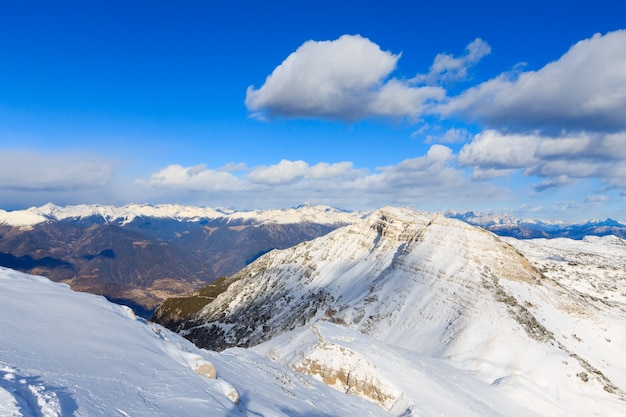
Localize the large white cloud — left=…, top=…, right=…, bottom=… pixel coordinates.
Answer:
left=246, top=30, right=626, bottom=133
left=459, top=130, right=626, bottom=191
left=442, top=30, right=626, bottom=132
left=245, top=34, right=444, bottom=121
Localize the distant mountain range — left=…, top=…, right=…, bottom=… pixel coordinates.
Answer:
left=444, top=210, right=626, bottom=239
left=0, top=203, right=363, bottom=316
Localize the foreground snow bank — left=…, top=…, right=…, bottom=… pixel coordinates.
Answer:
left=0, top=267, right=389, bottom=417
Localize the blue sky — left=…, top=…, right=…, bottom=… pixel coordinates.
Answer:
left=1, top=1, right=625, bottom=221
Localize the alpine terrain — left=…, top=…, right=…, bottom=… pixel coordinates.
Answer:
left=157, top=207, right=626, bottom=416
left=0, top=203, right=362, bottom=316
left=0, top=267, right=390, bottom=417
left=445, top=210, right=626, bottom=239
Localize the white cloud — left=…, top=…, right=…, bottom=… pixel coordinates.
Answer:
left=248, top=160, right=361, bottom=186
left=533, top=175, right=574, bottom=192
left=363, top=145, right=460, bottom=189
left=412, top=38, right=491, bottom=85
left=245, top=30, right=626, bottom=137
left=598, top=132, right=626, bottom=159
left=245, top=34, right=444, bottom=121
left=248, top=160, right=309, bottom=185
left=366, top=79, right=445, bottom=119
left=459, top=130, right=626, bottom=191
left=424, top=127, right=472, bottom=144
left=585, top=194, right=611, bottom=204
left=458, top=130, right=539, bottom=172
left=218, top=162, right=247, bottom=172
left=137, top=152, right=507, bottom=211
left=0, top=150, right=123, bottom=209
left=0, top=151, right=114, bottom=191
left=309, top=161, right=355, bottom=179
left=137, top=164, right=247, bottom=191
left=441, top=30, right=626, bottom=132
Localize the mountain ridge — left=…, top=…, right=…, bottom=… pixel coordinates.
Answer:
left=156, top=206, right=626, bottom=415
left=445, top=210, right=626, bottom=239
left=0, top=266, right=391, bottom=417
left=0, top=202, right=365, bottom=228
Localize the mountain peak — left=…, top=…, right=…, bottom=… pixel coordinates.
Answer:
left=176, top=207, right=542, bottom=351
left=163, top=205, right=626, bottom=414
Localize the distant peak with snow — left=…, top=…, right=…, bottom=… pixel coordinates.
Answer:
left=0, top=203, right=366, bottom=227
left=445, top=210, right=626, bottom=239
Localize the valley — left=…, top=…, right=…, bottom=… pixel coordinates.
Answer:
left=0, top=204, right=360, bottom=316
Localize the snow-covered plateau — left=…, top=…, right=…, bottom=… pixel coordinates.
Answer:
left=2, top=206, right=625, bottom=416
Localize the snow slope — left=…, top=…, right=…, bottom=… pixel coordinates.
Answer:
left=503, top=235, right=626, bottom=304
left=0, top=203, right=364, bottom=227
left=178, top=207, right=626, bottom=416
left=0, top=267, right=390, bottom=417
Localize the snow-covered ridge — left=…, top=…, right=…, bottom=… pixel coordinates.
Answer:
left=0, top=202, right=366, bottom=227
left=173, top=207, right=626, bottom=416
left=445, top=209, right=625, bottom=228
left=445, top=209, right=626, bottom=239
left=0, top=267, right=389, bottom=417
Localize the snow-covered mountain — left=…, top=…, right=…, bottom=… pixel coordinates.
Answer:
left=162, top=207, right=626, bottom=416
left=0, top=203, right=364, bottom=316
left=446, top=210, right=626, bottom=239
left=0, top=202, right=364, bottom=228
left=0, top=267, right=390, bottom=417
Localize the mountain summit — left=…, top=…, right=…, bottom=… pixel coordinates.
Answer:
left=160, top=207, right=626, bottom=415
left=175, top=207, right=544, bottom=350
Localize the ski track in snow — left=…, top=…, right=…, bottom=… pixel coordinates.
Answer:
left=0, top=363, right=74, bottom=417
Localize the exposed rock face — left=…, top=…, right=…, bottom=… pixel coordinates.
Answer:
left=286, top=326, right=400, bottom=410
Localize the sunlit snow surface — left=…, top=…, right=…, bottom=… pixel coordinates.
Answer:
left=0, top=267, right=388, bottom=417
left=185, top=207, right=626, bottom=416
left=2, top=207, right=626, bottom=417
